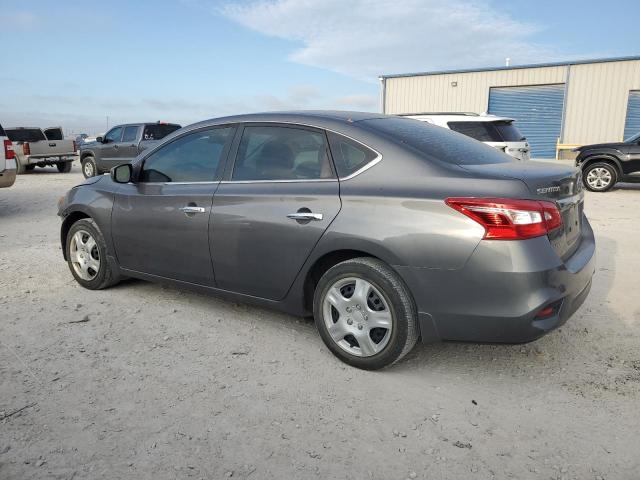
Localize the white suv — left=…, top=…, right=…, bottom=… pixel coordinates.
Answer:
left=401, top=113, right=530, bottom=161
left=0, top=123, right=17, bottom=188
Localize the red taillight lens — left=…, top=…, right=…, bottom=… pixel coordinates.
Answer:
left=3, top=139, right=14, bottom=159
left=446, top=197, right=563, bottom=240
left=23, top=142, right=30, bottom=155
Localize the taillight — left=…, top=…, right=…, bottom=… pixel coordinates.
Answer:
left=446, top=197, right=563, bottom=240
left=23, top=142, right=31, bottom=155
left=3, top=139, right=14, bottom=160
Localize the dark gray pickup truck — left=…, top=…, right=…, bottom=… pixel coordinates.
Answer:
left=79, top=122, right=181, bottom=178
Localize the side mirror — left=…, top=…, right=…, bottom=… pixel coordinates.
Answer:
left=111, top=164, right=133, bottom=184
left=96, top=136, right=104, bottom=143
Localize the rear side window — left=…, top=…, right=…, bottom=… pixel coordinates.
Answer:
left=143, top=124, right=181, bottom=140
left=232, top=126, right=333, bottom=181
left=122, top=126, right=139, bottom=143
left=5, top=128, right=47, bottom=142
left=327, top=132, right=378, bottom=177
left=141, top=127, right=233, bottom=183
left=362, top=117, right=513, bottom=165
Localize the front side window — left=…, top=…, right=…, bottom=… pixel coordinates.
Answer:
left=232, top=126, right=333, bottom=181
left=327, top=131, right=378, bottom=178
left=140, top=127, right=233, bottom=183
left=122, top=126, right=139, bottom=143
left=105, top=127, right=123, bottom=143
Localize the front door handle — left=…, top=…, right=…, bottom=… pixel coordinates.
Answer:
left=180, top=206, right=206, bottom=214
left=287, top=212, right=323, bottom=221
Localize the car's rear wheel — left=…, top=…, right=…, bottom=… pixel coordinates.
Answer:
left=82, top=157, right=97, bottom=178
left=313, top=257, right=418, bottom=370
left=66, top=218, right=120, bottom=290
left=583, top=162, right=617, bottom=192
left=57, top=161, right=72, bottom=173
left=16, top=158, right=26, bottom=174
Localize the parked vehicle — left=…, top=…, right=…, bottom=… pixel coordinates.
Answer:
left=574, top=131, right=640, bottom=192
left=58, top=112, right=595, bottom=370
left=6, top=127, right=77, bottom=173
left=0, top=123, right=17, bottom=188
left=79, top=122, right=181, bottom=178
left=401, top=112, right=530, bottom=161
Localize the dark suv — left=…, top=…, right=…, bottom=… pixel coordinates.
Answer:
left=574, top=131, right=640, bottom=191
left=79, top=122, right=180, bottom=178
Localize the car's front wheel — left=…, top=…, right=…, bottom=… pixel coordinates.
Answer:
left=313, top=257, right=418, bottom=370
left=66, top=218, right=120, bottom=290
left=82, top=157, right=97, bottom=178
left=57, top=161, right=72, bottom=173
left=583, top=162, right=617, bottom=192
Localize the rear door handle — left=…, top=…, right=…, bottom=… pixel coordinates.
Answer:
left=287, top=212, right=323, bottom=221
left=180, top=206, right=206, bottom=214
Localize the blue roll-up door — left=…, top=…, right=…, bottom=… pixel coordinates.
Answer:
left=623, top=91, right=640, bottom=140
left=488, top=84, right=565, bottom=158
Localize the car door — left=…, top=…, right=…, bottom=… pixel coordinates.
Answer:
left=111, top=126, right=235, bottom=285
left=119, top=125, right=141, bottom=163
left=210, top=124, right=341, bottom=300
left=100, top=126, right=124, bottom=170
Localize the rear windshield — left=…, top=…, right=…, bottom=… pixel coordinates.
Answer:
left=142, top=124, right=181, bottom=140
left=44, top=128, right=64, bottom=140
left=447, top=121, right=525, bottom=142
left=361, top=117, right=513, bottom=165
left=5, top=128, right=47, bottom=142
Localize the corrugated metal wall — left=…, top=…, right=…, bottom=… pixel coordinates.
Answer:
left=623, top=91, right=640, bottom=140
left=384, top=59, right=640, bottom=150
left=488, top=84, right=565, bottom=158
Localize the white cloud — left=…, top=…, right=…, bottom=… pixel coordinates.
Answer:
left=221, top=0, right=557, bottom=79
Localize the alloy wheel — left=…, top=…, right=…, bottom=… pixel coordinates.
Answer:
left=586, top=167, right=612, bottom=190
left=69, top=230, right=100, bottom=281
left=322, top=277, right=393, bottom=357
left=84, top=161, right=94, bottom=177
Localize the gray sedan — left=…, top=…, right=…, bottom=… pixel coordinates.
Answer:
left=58, top=112, right=595, bottom=370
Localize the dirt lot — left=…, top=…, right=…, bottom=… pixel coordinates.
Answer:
left=1, top=165, right=639, bottom=480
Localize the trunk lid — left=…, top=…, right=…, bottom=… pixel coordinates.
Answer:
left=460, top=161, right=584, bottom=259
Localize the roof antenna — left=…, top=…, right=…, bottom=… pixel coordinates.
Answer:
left=505, top=57, right=511, bottom=67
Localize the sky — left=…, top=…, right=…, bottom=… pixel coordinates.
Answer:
left=0, top=0, right=638, bottom=135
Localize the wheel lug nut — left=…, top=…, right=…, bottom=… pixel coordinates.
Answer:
left=347, top=318, right=353, bottom=325
left=364, top=315, right=368, bottom=321
left=357, top=324, right=363, bottom=330
left=356, top=304, right=361, bottom=310
left=346, top=307, right=351, bottom=312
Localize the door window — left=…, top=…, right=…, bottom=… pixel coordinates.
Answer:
left=232, top=126, right=333, bottom=181
left=122, top=126, right=140, bottom=143
left=140, top=127, right=233, bottom=183
left=105, top=127, right=123, bottom=143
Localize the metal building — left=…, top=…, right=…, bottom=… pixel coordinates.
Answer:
left=379, top=56, right=640, bottom=158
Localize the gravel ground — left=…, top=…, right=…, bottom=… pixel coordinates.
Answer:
left=1, top=165, right=639, bottom=480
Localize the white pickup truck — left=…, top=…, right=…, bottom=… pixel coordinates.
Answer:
left=5, top=127, right=77, bottom=173
left=0, top=122, right=17, bottom=188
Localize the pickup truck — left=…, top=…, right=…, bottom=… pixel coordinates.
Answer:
left=0, top=122, right=17, bottom=188
left=79, top=122, right=181, bottom=178
left=6, top=127, right=77, bottom=174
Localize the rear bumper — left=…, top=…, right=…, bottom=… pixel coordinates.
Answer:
left=396, top=216, right=596, bottom=344
left=0, top=162, right=17, bottom=188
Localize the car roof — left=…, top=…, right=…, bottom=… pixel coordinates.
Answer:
left=185, top=111, right=389, bottom=131
left=403, top=113, right=515, bottom=123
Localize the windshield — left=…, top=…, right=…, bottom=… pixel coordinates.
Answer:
left=361, top=117, right=514, bottom=165
left=5, top=128, right=46, bottom=142
left=447, top=120, right=525, bottom=142
left=624, top=131, right=640, bottom=143
left=142, top=124, right=181, bottom=140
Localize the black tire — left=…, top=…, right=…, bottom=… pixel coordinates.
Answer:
left=313, top=257, right=419, bottom=370
left=57, top=161, right=72, bottom=173
left=81, top=157, right=97, bottom=178
left=582, top=162, right=617, bottom=192
left=16, top=157, right=26, bottom=174
left=25, top=164, right=36, bottom=172
left=66, top=218, right=120, bottom=290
